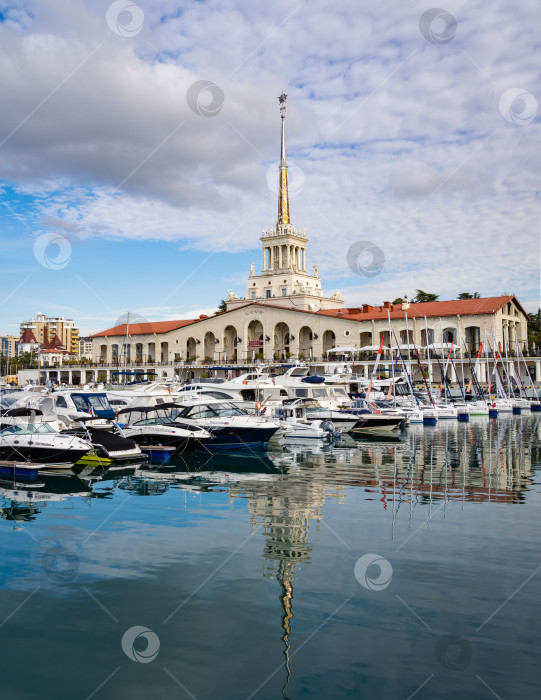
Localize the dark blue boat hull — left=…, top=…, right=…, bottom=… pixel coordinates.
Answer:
left=202, top=427, right=279, bottom=451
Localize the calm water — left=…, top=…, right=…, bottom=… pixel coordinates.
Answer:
left=1, top=416, right=540, bottom=699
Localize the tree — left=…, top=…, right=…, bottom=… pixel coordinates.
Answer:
left=528, top=308, right=541, bottom=351
left=217, top=299, right=227, bottom=313
left=457, top=292, right=480, bottom=299
left=413, top=290, right=439, bottom=303
left=392, top=297, right=404, bottom=305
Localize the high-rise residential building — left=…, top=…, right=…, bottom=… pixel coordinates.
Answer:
left=19, top=313, right=79, bottom=353
left=0, top=334, right=19, bottom=357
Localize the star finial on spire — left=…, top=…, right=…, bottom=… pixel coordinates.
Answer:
left=278, top=92, right=287, bottom=118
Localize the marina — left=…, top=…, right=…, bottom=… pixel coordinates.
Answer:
left=0, top=414, right=539, bottom=698
left=0, top=4, right=539, bottom=696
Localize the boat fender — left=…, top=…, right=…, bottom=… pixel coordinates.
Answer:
left=256, top=402, right=262, bottom=411
left=243, top=380, right=248, bottom=385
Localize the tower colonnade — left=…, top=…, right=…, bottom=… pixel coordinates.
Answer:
left=262, top=243, right=306, bottom=272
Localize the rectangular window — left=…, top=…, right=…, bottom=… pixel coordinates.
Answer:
left=251, top=291, right=256, bottom=299
left=282, top=288, right=287, bottom=296
left=266, top=289, right=271, bottom=298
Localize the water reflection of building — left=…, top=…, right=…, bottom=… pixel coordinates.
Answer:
left=0, top=466, right=129, bottom=522
left=227, top=469, right=346, bottom=696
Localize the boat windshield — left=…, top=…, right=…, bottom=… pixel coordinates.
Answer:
left=0, top=423, right=56, bottom=435
left=0, top=395, right=19, bottom=410
left=180, top=403, right=246, bottom=419
left=312, top=388, right=328, bottom=398
left=123, top=407, right=176, bottom=424
left=71, top=393, right=114, bottom=412
left=134, top=416, right=176, bottom=426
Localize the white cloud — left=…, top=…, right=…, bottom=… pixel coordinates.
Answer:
left=0, top=0, right=539, bottom=320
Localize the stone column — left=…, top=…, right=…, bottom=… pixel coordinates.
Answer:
left=302, top=248, right=306, bottom=271
left=312, top=335, right=324, bottom=361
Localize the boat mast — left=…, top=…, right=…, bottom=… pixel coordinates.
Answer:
left=391, top=328, right=419, bottom=406
left=404, top=310, right=413, bottom=381
left=512, top=330, right=529, bottom=398
left=424, top=315, right=434, bottom=399
left=515, top=329, right=540, bottom=401
left=387, top=309, right=396, bottom=405
left=123, top=312, right=130, bottom=385
left=457, top=316, right=466, bottom=391
left=484, top=325, right=491, bottom=397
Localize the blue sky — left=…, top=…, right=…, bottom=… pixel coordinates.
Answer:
left=0, top=0, right=539, bottom=336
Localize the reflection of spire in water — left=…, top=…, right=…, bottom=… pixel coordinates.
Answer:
left=279, top=577, right=293, bottom=699
left=229, top=476, right=329, bottom=698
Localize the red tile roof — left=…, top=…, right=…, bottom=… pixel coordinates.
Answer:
left=42, top=335, right=65, bottom=350
left=19, top=328, right=38, bottom=344
left=90, top=296, right=527, bottom=339
left=92, top=319, right=196, bottom=338
left=316, top=296, right=527, bottom=321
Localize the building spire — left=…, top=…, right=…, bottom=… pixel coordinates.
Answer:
left=277, top=92, right=290, bottom=225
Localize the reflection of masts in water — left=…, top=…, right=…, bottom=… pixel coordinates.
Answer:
left=395, top=432, right=417, bottom=518
left=279, top=575, right=293, bottom=699
left=428, top=444, right=434, bottom=525
left=392, top=452, right=398, bottom=540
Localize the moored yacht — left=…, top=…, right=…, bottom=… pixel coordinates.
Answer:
left=174, top=401, right=281, bottom=450
left=61, top=417, right=143, bottom=462
left=117, top=404, right=213, bottom=453
left=0, top=422, right=92, bottom=465
left=274, top=399, right=341, bottom=440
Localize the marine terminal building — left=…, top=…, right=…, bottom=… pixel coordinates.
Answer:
left=90, top=95, right=533, bottom=381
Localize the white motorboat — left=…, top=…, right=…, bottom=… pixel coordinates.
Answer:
left=174, top=401, right=281, bottom=450
left=278, top=398, right=356, bottom=433
left=117, top=404, right=213, bottom=453
left=0, top=422, right=92, bottom=465
left=343, top=400, right=406, bottom=433
left=61, top=417, right=143, bottom=462
left=273, top=400, right=341, bottom=440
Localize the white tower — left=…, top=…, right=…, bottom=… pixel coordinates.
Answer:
left=226, top=94, right=343, bottom=311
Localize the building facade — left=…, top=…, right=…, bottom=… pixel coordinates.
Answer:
left=78, top=337, right=94, bottom=359
left=90, top=95, right=531, bottom=372
left=91, top=295, right=528, bottom=366
left=20, top=313, right=79, bottom=354
left=1, top=335, right=19, bottom=358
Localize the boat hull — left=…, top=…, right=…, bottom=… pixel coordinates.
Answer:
left=0, top=444, right=90, bottom=464
left=127, top=431, right=211, bottom=453
left=351, top=416, right=403, bottom=433
left=203, top=426, right=279, bottom=450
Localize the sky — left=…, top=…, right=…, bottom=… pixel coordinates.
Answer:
left=0, top=0, right=539, bottom=336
